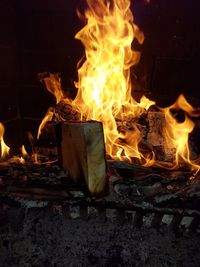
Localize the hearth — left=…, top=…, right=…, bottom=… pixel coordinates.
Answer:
left=1, top=149, right=200, bottom=231
left=1, top=0, right=200, bottom=266
left=1, top=0, right=200, bottom=230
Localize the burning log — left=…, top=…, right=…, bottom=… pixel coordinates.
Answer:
left=53, top=100, right=81, bottom=122
left=58, top=121, right=107, bottom=195
left=147, top=111, right=176, bottom=162
left=115, top=110, right=177, bottom=163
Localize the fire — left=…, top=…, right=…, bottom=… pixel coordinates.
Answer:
left=37, top=109, right=54, bottom=139
left=0, top=122, right=10, bottom=159
left=38, top=73, right=64, bottom=104
left=72, top=0, right=200, bottom=171
left=21, top=145, right=28, bottom=158
left=162, top=95, right=200, bottom=172
left=38, top=0, right=200, bottom=173
left=72, top=0, right=154, bottom=162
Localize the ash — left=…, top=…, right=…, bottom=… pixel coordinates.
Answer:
left=0, top=207, right=200, bottom=267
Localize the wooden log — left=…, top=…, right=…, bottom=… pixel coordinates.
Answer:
left=147, top=111, right=176, bottom=162
left=54, top=100, right=81, bottom=121
left=59, top=121, right=107, bottom=195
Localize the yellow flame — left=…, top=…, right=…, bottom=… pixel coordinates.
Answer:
left=37, top=109, right=54, bottom=139
left=21, top=145, right=28, bottom=158
left=161, top=95, right=200, bottom=172
left=39, top=73, right=64, bottom=104
left=19, top=156, right=25, bottom=164
left=38, top=0, right=200, bottom=174
left=0, top=122, right=10, bottom=159
left=72, top=0, right=154, bottom=162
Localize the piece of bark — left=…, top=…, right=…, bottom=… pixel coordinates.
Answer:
left=59, top=121, right=107, bottom=194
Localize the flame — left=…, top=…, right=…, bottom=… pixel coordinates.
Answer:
left=19, top=156, right=25, bottom=164
left=39, top=73, right=64, bottom=104
left=21, top=145, right=28, bottom=158
left=161, top=95, right=200, bottom=173
left=38, top=0, right=200, bottom=174
left=37, top=109, right=54, bottom=139
left=0, top=122, right=10, bottom=159
left=72, top=0, right=154, bottom=162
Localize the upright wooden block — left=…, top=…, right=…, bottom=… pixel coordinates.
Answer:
left=60, top=121, right=107, bottom=194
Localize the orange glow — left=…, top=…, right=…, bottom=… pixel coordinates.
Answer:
left=0, top=122, right=10, bottom=160
left=19, top=156, right=25, bottom=164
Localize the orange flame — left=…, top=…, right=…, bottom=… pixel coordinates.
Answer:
left=37, top=109, right=54, bottom=139
left=21, top=145, right=28, bottom=158
left=39, top=73, right=64, bottom=104
left=0, top=122, right=10, bottom=159
left=162, top=95, right=200, bottom=173
left=19, top=156, right=25, bottom=164
left=72, top=0, right=154, bottom=162
left=38, top=0, right=200, bottom=174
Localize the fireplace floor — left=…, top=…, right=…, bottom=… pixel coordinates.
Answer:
left=1, top=157, right=200, bottom=266
left=0, top=207, right=200, bottom=267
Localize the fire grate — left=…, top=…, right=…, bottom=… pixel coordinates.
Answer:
left=1, top=159, right=200, bottom=233
left=1, top=192, right=200, bottom=233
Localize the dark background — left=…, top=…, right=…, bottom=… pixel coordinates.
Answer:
left=0, top=0, right=200, bottom=148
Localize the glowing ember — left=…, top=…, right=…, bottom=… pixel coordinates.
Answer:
left=19, top=156, right=25, bottom=164
left=38, top=0, right=200, bottom=173
left=0, top=122, right=10, bottom=160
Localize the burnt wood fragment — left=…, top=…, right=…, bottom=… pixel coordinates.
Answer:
left=170, top=214, right=183, bottom=232
left=7, top=186, right=69, bottom=198
left=107, top=159, right=152, bottom=173
left=54, top=100, right=81, bottom=122
left=151, top=212, right=163, bottom=228
left=189, top=217, right=200, bottom=232
left=133, top=211, right=144, bottom=227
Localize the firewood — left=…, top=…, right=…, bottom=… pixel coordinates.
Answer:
left=107, top=159, right=152, bottom=172
left=147, top=111, right=176, bottom=162
left=8, top=185, right=69, bottom=198
left=54, top=100, right=81, bottom=122
left=116, top=111, right=176, bottom=162
left=58, top=121, right=107, bottom=195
